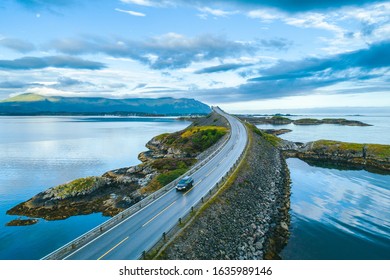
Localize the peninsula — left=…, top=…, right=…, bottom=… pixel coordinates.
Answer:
left=6, top=111, right=228, bottom=224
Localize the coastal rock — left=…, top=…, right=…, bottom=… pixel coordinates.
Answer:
left=6, top=218, right=39, bottom=226
left=238, top=116, right=371, bottom=126
left=282, top=140, right=390, bottom=172
left=263, top=129, right=292, bottom=136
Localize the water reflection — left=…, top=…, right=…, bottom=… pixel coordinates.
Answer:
left=281, top=158, right=390, bottom=259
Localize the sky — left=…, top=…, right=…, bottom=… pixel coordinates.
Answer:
left=0, top=0, right=389, bottom=112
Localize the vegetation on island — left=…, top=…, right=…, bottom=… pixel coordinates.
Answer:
left=157, top=126, right=228, bottom=155
left=52, top=177, right=101, bottom=199
left=238, top=115, right=371, bottom=126
left=312, top=140, right=390, bottom=160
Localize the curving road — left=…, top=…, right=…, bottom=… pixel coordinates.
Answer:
left=63, top=107, right=247, bottom=260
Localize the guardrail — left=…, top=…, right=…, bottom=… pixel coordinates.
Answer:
left=142, top=117, right=249, bottom=259
left=42, top=115, right=232, bottom=260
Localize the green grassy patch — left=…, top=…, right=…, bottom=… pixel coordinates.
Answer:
left=312, top=140, right=390, bottom=159
left=294, top=118, right=322, bottom=125
left=157, top=126, right=228, bottom=155
left=271, top=115, right=291, bottom=121
left=156, top=168, right=188, bottom=186
left=247, top=123, right=281, bottom=147
left=54, top=177, right=97, bottom=199
left=142, top=168, right=188, bottom=194
left=155, top=133, right=170, bottom=141
left=151, top=158, right=197, bottom=171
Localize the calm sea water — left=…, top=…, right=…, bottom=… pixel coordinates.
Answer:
left=0, top=116, right=189, bottom=259
left=282, top=158, right=390, bottom=260
left=256, top=114, right=390, bottom=259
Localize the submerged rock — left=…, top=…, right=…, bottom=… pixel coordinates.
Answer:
left=6, top=218, right=39, bottom=226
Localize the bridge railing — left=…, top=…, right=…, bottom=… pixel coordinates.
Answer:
left=142, top=118, right=249, bottom=259
left=42, top=117, right=231, bottom=260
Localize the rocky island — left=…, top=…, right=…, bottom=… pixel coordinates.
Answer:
left=239, top=115, right=371, bottom=126
left=6, top=111, right=229, bottom=224
left=282, top=140, right=390, bottom=172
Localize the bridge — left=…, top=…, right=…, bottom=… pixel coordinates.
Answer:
left=43, top=108, right=248, bottom=260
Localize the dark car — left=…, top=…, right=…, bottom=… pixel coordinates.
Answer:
left=176, top=176, right=194, bottom=191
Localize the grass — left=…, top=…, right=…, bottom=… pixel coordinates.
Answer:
left=156, top=126, right=228, bottom=155
left=313, top=140, right=390, bottom=159
left=155, top=133, right=170, bottom=141
left=271, top=115, right=291, bottom=121
left=141, top=168, right=188, bottom=194
left=151, top=158, right=197, bottom=171
left=156, top=168, right=188, bottom=186
left=294, top=118, right=322, bottom=124
left=248, top=123, right=281, bottom=147
left=180, top=126, right=227, bottom=138
left=54, top=177, right=97, bottom=199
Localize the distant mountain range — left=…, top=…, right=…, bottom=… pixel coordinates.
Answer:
left=0, top=93, right=211, bottom=116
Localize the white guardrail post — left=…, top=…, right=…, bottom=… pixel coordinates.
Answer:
left=42, top=113, right=233, bottom=260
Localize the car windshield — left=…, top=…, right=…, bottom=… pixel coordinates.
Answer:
left=178, top=179, right=187, bottom=184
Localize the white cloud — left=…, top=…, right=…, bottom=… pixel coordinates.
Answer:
left=198, top=7, right=238, bottom=18
left=120, top=0, right=155, bottom=7
left=340, top=2, right=390, bottom=24
left=247, top=9, right=282, bottom=22
left=115, top=8, right=146, bottom=17
left=285, top=13, right=343, bottom=34
left=119, top=0, right=171, bottom=7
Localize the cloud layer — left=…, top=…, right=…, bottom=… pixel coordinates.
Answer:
left=0, top=38, right=36, bottom=53
left=251, top=40, right=390, bottom=81
left=194, top=40, right=390, bottom=102
left=121, top=0, right=384, bottom=12
left=48, top=34, right=258, bottom=70
left=0, top=56, right=106, bottom=70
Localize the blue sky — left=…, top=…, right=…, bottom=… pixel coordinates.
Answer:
left=0, top=0, right=389, bottom=112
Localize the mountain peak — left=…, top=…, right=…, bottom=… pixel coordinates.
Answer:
left=1, top=93, right=45, bottom=103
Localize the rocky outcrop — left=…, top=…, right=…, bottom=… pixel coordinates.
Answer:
left=263, top=129, right=292, bottom=136
left=159, top=126, right=290, bottom=260
left=282, top=140, right=390, bottom=172
left=239, top=116, right=371, bottom=126
left=6, top=218, right=38, bottom=226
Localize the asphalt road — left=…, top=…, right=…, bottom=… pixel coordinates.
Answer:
left=64, top=108, right=247, bottom=260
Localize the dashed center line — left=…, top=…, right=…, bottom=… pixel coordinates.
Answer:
left=205, top=166, right=218, bottom=177
left=142, top=201, right=176, bottom=227
left=97, top=236, right=129, bottom=260
left=184, top=179, right=202, bottom=196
